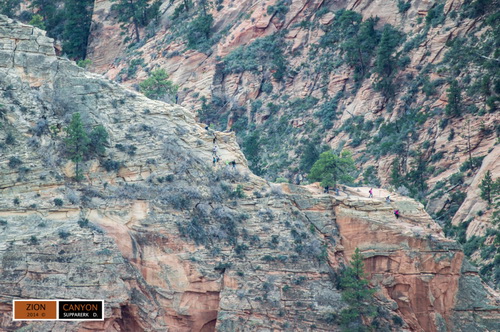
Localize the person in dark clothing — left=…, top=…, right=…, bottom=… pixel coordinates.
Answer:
left=369, top=188, right=373, bottom=198
left=324, top=186, right=329, bottom=193
left=231, top=160, right=236, bottom=169
left=213, top=134, right=217, bottom=144
left=394, top=209, right=400, bottom=219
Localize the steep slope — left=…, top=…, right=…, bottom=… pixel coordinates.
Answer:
left=86, top=0, right=500, bottom=287
left=1, top=14, right=499, bottom=332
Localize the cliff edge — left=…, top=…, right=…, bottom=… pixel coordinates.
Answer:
left=0, top=15, right=498, bottom=332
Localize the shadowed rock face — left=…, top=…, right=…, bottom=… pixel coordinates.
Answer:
left=0, top=15, right=499, bottom=332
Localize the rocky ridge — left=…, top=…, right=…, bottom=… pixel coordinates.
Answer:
left=86, top=0, right=499, bottom=246
left=0, top=14, right=499, bottom=332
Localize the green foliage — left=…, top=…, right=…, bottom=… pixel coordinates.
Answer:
left=29, top=14, right=46, bottom=30
left=308, top=150, right=356, bottom=188
left=53, top=198, right=63, bottom=207
left=298, top=139, right=322, bottom=172
left=0, top=0, right=20, bottom=17
left=338, top=115, right=374, bottom=148
left=88, top=125, right=109, bottom=156
left=111, top=0, right=161, bottom=42
left=463, top=0, right=498, bottom=18
left=480, top=170, right=500, bottom=204
left=363, top=166, right=381, bottom=187
left=186, top=14, right=214, bottom=51
left=64, top=113, right=90, bottom=180
left=62, top=0, right=94, bottom=59
left=5, top=132, right=15, bottom=145
left=342, top=17, right=380, bottom=82
left=426, top=3, right=445, bottom=27
left=267, top=0, right=290, bottom=21
left=102, top=159, right=122, bottom=172
left=459, top=156, right=484, bottom=172
left=76, top=59, right=92, bottom=69
left=139, top=69, right=178, bottom=101
left=445, top=80, right=462, bottom=117
left=373, top=24, right=404, bottom=98
left=389, top=152, right=431, bottom=198
left=397, top=1, right=411, bottom=13
left=232, top=184, right=246, bottom=198
left=315, top=91, right=344, bottom=129
left=463, top=235, right=485, bottom=257
left=58, top=230, right=71, bottom=239
left=126, top=58, right=145, bottom=78
left=223, top=33, right=288, bottom=81
left=339, top=248, right=376, bottom=331
left=8, top=156, right=22, bottom=168
left=369, top=108, right=426, bottom=157
left=29, top=235, right=39, bottom=245
left=63, top=113, right=108, bottom=180
left=29, top=0, right=65, bottom=39
left=242, top=131, right=262, bottom=175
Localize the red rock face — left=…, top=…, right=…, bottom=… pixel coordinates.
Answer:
left=336, top=212, right=464, bottom=331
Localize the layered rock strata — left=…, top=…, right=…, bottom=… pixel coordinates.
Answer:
left=0, top=15, right=498, bottom=332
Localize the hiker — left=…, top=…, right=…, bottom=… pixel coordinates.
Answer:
left=335, top=187, right=340, bottom=195
left=369, top=188, right=373, bottom=198
left=225, top=160, right=230, bottom=168
left=386, top=195, right=391, bottom=203
left=231, top=160, right=236, bottom=169
left=324, top=186, right=329, bottom=194
left=213, top=134, right=217, bottom=144
left=394, top=209, right=400, bottom=219
left=205, top=124, right=209, bottom=130
left=213, top=156, right=217, bottom=166
left=212, top=145, right=218, bottom=156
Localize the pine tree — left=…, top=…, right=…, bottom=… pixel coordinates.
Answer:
left=64, top=113, right=90, bottom=180
left=480, top=170, right=494, bottom=204
left=342, top=17, right=380, bottom=81
left=374, top=24, right=402, bottom=98
left=139, top=69, right=178, bottom=101
left=445, top=79, right=462, bottom=117
left=111, top=0, right=161, bottom=42
left=186, top=13, right=214, bottom=49
left=339, top=248, right=376, bottom=331
left=62, top=0, right=94, bottom=60
left=30, top=0, right=65, bottom=38
left=308, top=150, right=356, bottom=188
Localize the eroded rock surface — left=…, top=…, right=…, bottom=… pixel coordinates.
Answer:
left=0, top=15, right=499, bottom=332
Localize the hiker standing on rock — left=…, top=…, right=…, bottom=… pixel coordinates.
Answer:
left=394, top=209, right=400, bottom=219
left=369, top=188, right=373, bottom=198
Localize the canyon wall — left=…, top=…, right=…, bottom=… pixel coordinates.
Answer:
left=0, top=14, right=498, bottom=331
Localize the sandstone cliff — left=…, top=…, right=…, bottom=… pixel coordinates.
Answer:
left=85, top=0, right=500, bottom=288
left=0, top=15, right=499, bottom=331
